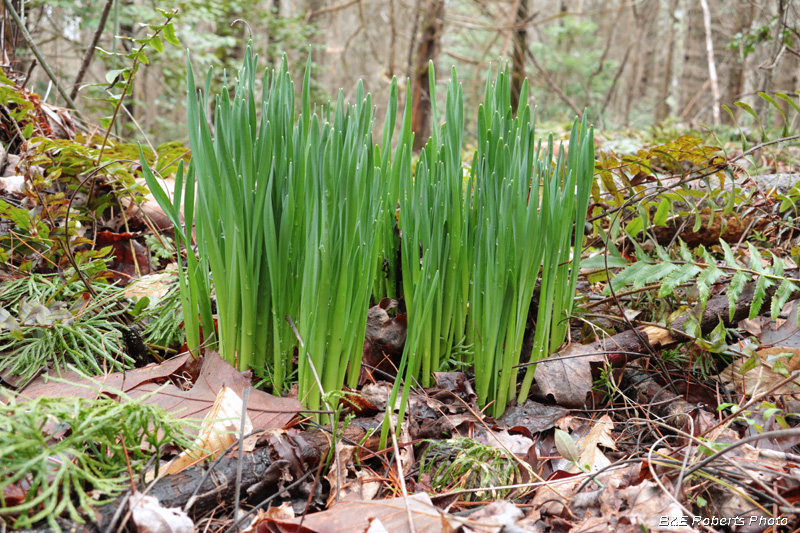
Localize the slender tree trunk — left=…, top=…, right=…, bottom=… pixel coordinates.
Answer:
left=677, top=0, right=707, bottom=123
left=755, top=0, right=788, bottom=119
left=1, top=0, right=27, bottom=73
left=267, top=0, right=280, bottom=66
left=410, top=0, right=444, bottom=151
left=655, top=0, right=678, bottom=123
left=71, top=0, right=114, bottom=100
left=510, top=0, right=529, bottom=111
left=699, top=0, right=720, bottom=124
left=722, top=0, right=753, bottom=123
left=119, top=1, right=135, bottom=131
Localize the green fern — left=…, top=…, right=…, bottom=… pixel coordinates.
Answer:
left=606, top=239, right=800, bottom=323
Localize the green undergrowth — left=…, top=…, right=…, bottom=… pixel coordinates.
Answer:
left=144, top=46, right=595, bottom=425
left=419, top=437, right=520, bottom=501
left=0, top=389, right=192, bottom=530
left=0, top=272, right=132, bottom=381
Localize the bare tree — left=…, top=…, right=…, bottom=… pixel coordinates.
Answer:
left=700, top=0, right=720, bottom=124
left=410, top=0, right=444, bottom=151
left=510, top=0, right=529, bottom=110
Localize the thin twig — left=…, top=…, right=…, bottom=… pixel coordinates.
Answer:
left=524, top=45, right=582, bottom=119
left=232, top=386, right=250, bottom=531
left=390, top=420, right=417, bottom=533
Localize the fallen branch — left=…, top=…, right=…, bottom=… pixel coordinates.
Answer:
left=92, top=426, right=366, bottom=530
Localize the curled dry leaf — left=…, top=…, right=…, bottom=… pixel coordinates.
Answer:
left=325, top=441, right=381, bottom=507
left=534, top=343, right=605, bottom=408
left=156, top=385, right=253, bottom=477
left=262, top=493, right=458, bottom=533
left=361, top=298, right=407, bottom=383
left=576, top=414, right=616, bottom=473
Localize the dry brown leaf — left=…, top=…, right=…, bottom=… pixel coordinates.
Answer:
left=158, top=385, right=253, bottom=477
left=325, top=442, right=381, bottom=507
left=719, top=347, right=800, bottom=396
left=22, top=352, right=300, bottom=433
left=262, top=493, right=457, bottom=533
left=759, top=301, right=800, bottom=349
left=534, top=344, right=605, bottom=407
left=124, top=265, right=179, bottom=303
left=576, top=414, right=616, bottom=473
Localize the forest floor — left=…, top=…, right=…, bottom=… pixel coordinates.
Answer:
left=1, top=72, right=800, bottom=533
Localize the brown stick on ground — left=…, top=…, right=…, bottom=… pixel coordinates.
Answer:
left=92, top=426, right=367, bottom=530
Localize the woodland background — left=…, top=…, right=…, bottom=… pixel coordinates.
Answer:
left=5, top=0, right=799, bottom=145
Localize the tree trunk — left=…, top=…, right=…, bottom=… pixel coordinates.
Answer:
left=510, top=0, right=529, bottom=111
left=267, top=0, right=280, bottom=66
left=699, top=0, right=720, bottom=124
left=410, top=0, right=444, bottom=151
left=722, top=0, right=753, bottom=124
left=677, top=0, right=708, bottom=123
left=655, top=0, right=678, bottom=123
left=755, top=0, right=788, bottom=119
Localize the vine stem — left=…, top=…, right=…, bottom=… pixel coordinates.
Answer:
left=95, top=16, right=174, bottom=166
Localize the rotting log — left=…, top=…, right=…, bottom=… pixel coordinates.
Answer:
left=91, top=426, right=367, bottom=531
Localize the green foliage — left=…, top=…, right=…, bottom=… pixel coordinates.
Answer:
left=139, top=282, right=185, bottom=349
left=530, top=16, right=618, bottom=124
left=468, top=68, right=594, bottom=416
left=0, top=102, right=186, bottom=271
left=0, top=390, right=191, bottom=530
left=399, top=64, right=468, bottom=389
left=594, top=134, right=728, bottom=222
left=606, top=239, right=800, bottom=324
left=0, top=68, right=36, bottom=141
left=93, top=9, right=180, bottom=161
left=0, top=274, right=132, bottom=380
left=419, top=437, right=520, bottom=501
left=144, top=46, right=398, bottom=421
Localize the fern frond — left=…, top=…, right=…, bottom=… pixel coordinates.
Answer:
left=635, top=262, right=680, bottom=290
left=728, top=270, right=748, bottom=322
left=749, top=274, right=775, bottom=319
left=605, top=239, right=800, bottom=323
left=608, top=261, right=647, bottom=292
left=771, top=279, right=798, bottom=320
left=658, top=263, right=702, bottom=298
left=696, top=263, right=724, bottom=306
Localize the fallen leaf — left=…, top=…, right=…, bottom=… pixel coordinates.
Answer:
left=534, top=344, right=605, bottom=407
left=474, top=428, right=533, bottom=456
left=158, top=385, right=253, bottom=477
left=361, top=299, right=407, bottom=383
left=262, top=493, right=457, bottom=533
left=719, top=347, right=800, bottom=397
left=124, top=265, right=179, bottom=303
left=459, top=501, right=523, bottom=533
left=21, top=352, right=300, bottom=432
left=758, top=303, right=800, bottom=349
left=498, top=400, right=570, bottom=433
left=326, top=442, right=380, bottom=507
left=576, top=414, right=615, bottom=472
left=95, top=230, right=151, bottom=284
